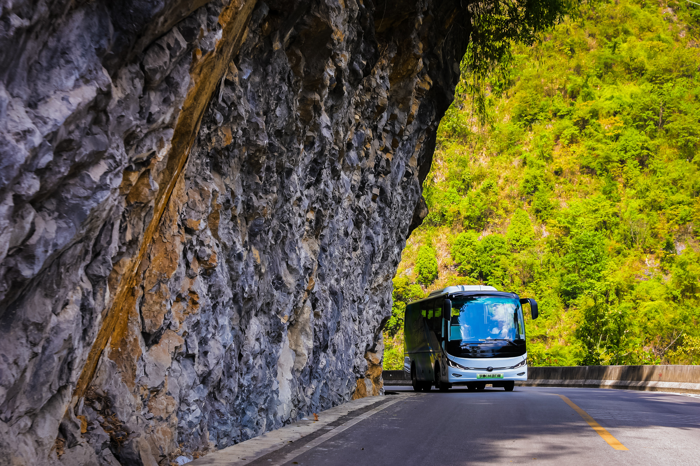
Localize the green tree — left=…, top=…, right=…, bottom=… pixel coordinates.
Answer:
left=451, top=231, right=480, bottom=275
left=386, top=277, right=424, bottom=337
left=475, top=235, right=511, bottom=286
left=560, top=230, right=608, bottom=304
left=667, top=335, right=700, bottom=364
left=670, top=250, right=700, bottom=300
left=416, top=245, right=438, bottom=286
left=506, top=209, right=536, bottom=252
left=575, top=297, right=630, bottom=366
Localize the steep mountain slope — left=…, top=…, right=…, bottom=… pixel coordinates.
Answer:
left=386, top=0, right=700, bottom=370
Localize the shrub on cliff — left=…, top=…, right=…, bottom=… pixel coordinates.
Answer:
left=451, top=230, right=479, bottom=276
left=416, top=245, right=438, bottom=286
left=474, top=235, right=511, bottom=287
left=386, top=277, right=424, bottom=337
left=506, top=209, right=535, bottom=252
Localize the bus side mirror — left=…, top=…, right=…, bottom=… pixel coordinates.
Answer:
left=520, top=298, right=539, bottom=320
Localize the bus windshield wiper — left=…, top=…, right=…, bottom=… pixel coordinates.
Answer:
left=491, top=338, right=518, bottom=346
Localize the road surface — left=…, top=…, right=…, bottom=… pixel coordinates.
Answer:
left=238, top=386, right=700, bottom=466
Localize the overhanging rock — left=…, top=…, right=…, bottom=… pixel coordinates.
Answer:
left=0, top=1, right=470, bottom=464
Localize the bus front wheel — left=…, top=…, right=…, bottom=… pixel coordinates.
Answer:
left=435, top=365, right=449, bottom=392
left=504, top=381, right=515, bottom=391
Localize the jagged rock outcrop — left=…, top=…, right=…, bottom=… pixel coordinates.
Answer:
left=0, top=0, right=469, bottom=464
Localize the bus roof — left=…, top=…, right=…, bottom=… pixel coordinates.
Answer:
left=429, top=285, right=497, bottom=296
left=407, top=285, right=510, bottom=306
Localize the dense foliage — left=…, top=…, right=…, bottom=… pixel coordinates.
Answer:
left=415, top=245, right=439, bottom=285
left=384, top=0, right=700, bottom=369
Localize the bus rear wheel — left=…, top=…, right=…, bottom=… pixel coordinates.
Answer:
left=504, top=381, right=515, bottom=391
left=411, top=366, right=421, bottom=392
left=476, top=383, right=486, bottom=391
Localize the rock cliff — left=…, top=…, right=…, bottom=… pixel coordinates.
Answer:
left=0, top=0, right=469, bottom=464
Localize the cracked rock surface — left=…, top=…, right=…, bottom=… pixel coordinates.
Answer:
left=0, top=0, right=469, bottom=464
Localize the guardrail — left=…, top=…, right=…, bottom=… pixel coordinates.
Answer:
left=382, top=366, right=700, bottom=394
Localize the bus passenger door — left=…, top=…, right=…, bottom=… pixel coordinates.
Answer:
left=439, top=299, right=452, bottom=379
left=431, top=303, right=444, bottom=379
left=416, top=302, right=434, bottom=381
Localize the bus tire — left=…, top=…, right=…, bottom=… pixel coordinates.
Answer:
left=411, top=365, right=421, bottom=392
left=504, top=381, right=515, bottom=391
left=467, top=383, right=476, bottom=391
left=435, top=364, right=449, bottom=391
left=476, top=383, right=485, bottom=391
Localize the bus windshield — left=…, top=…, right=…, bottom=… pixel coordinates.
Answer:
left=449, top=296, right=525, bottom=342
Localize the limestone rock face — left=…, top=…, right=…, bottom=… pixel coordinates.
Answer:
left=0, top=0, right=469, bottom=464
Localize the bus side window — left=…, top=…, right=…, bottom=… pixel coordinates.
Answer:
left=432, top=307, right=442, bottom=336
left=421, top=300, right=431, bottom=318
left=431, top=307, right=441, bottom=335
left=427, top=310, right=433, bottom=319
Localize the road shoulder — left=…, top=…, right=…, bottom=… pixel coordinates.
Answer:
left=190, top=393, right=410, bottom=466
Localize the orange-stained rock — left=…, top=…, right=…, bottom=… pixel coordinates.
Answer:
left=109, top=288, right=144, bottom=391
left=186, top=218, right=202, bottom=231
left=77, top=415, right=88, bottom=434
left=147, top=424, right=177, bottom=460
left=221, top=125, right=233, bottom=146
left=170, top=299, right=187, bottom=328
left=199, top=250, right=218, bottom=269
left=126, top=170, right=158, bottom=205
left=141, top=283, right=170, bottom=334
left=120, top=171, right=141, bottom=195
left=140, top=174, right=185, bottom=334
left=353, top=339, right=384, bottom=399
left=208, top=192, right=222, bottom=241
left=148, top=391, right=177, bottom=420
left=187, top=185, right=212, bottom=213
left=142, top=330, right=185, bottom=389
left=188, top=290, right=201, bottom=311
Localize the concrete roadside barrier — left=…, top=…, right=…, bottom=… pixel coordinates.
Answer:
left=382, top=366, right=700, bottom=394
left=520, top=365, right=700, bottom=394
left=383, top=370, right=410, bottom=386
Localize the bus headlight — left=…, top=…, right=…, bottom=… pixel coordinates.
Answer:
left=447, top=359, right=475, bottom=370
left=509, top=358, right=527, bottom=369
left=447, top=359, right=463, bottom=369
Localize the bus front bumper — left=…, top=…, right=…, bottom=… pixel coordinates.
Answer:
left=447, top=366, right=528, bottom=383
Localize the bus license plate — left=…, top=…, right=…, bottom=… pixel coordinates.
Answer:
left=477, top=374, right=503, bottom=379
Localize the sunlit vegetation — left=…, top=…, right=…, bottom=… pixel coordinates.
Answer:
left=384, top=0, right=700, bottom=369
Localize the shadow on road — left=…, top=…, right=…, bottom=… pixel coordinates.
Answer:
left=286, top=387, right=700, bottom=466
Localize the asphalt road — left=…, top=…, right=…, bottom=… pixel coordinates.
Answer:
left=264, top=386, right=700, bottom=466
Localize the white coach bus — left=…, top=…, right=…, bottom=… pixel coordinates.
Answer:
left=404, top=285, right=538, bottom=392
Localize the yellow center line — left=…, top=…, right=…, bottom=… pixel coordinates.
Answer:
left=557, top=394, right=628, bottom=451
